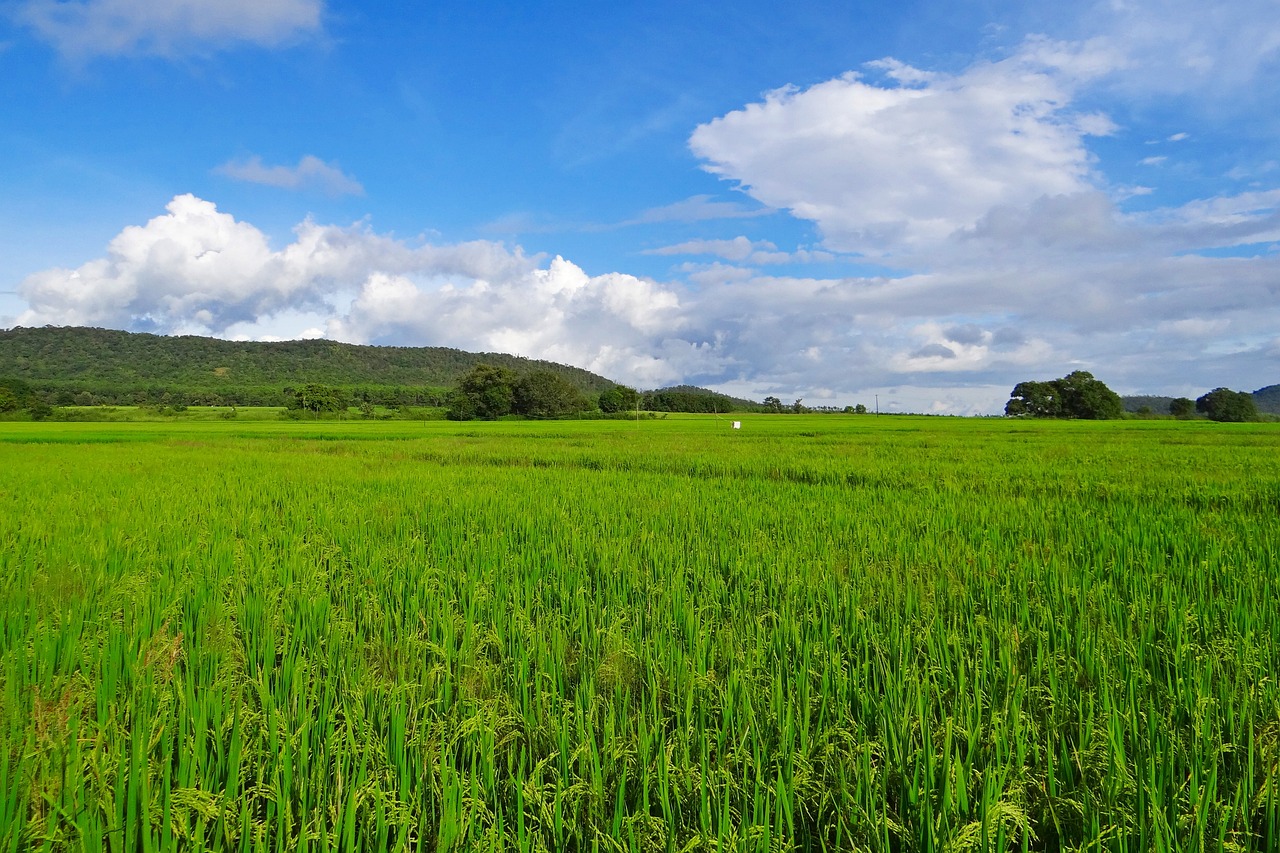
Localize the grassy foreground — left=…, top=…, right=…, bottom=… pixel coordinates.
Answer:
left=1, top=416, right=1278, bottom=852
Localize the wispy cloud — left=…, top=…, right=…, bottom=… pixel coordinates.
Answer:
left=644, top=236, right=830, bottom=265
left=216, top=155, right=363, bottom=197
left=18, top=0, right=323, bottom=61
left=626, top=195, right=774, bottom=225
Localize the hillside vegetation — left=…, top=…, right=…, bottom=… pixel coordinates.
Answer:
left=0, top=326, right=615, bottom=407
left=1254, top=383, right=1280, bottom=413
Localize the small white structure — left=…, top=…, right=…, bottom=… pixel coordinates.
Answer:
left=732, top=421, right=741, bottom=429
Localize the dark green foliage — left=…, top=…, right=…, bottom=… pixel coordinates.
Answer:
left=289, top=383, right=349, bottom=415
left=1058, top=371, right=1124, bottom=419
left=514, top=371, right=588, bottom=419
left=447, top=364, right=518, bottom=420
left=1197, top=387, right=1259, bottom=422
left=0, top=377, right=47, bottom=418
left=1169, top=397, right=1196, bottom=417
left=1005, top=380, right=1062, bottom=417
left=597, top=384, right=640, bottom=414
left=1123, top=394, right=1176, bottom=414
left=643, top=385, right=759, bottom=413
left=0, top=325, right=613, bottom=407
left=1006, top=371, right=1123, bottom=419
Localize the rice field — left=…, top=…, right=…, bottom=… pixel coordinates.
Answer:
left=1, top=415, right=1278, bottom=852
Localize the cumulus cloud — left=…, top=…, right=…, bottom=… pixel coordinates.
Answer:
left=327, top=258, right=698, bottom=387
left=690, top=39, right=1119, bottom=256
left=217, top=155, right=364, bottom=197
left=15, top=194, right=705, bottom=388
left=676, top=15, right=1280, bottom=409
left=18, top=0, right=322, bottom=60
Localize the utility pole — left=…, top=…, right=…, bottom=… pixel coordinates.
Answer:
left=875, top=394, right=879, bottom=415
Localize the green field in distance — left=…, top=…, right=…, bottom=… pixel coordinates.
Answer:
left=2, top=415, right=1278, bottom=851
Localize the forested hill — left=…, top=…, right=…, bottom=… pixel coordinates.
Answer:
left=0, top=326, right=616, bottom=406
left=1254, top=384, right=1280, bottom=414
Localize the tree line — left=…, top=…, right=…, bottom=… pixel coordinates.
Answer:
left=1006, top=371, right=1263, bottom=422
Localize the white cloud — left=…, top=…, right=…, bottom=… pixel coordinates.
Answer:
left=19, top=0, right=322, bottom=60
left=646, top=236, right=770, bottom=262
left=16, top=194, right=527, bottom=334
left=326, top=257, right=695, bottom=387
left=15, top=194, right=701, bottom=388
left=643, top=236, right=814, bottom=265
left=217, top=155, right=364, bottom=197
left=628, top=195, right=773, bottom=225
left=690, top=39, right=1118, bottom=256
left=1140, top=156, right=1167, bottom=166
left=682, top=21, right=1280, bottom=408
left=1091, top=0, right=1280, bottom=96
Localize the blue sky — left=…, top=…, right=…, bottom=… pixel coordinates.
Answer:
left=2, top=0, right=1278, bottom=413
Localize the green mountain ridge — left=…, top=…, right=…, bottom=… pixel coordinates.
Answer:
left=0, top=326, right=617, bottom=407
left=1253, top=384, right=1280, bottom=414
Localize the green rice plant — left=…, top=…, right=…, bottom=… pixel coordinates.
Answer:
left=0, top=416, right=1277, bottom=850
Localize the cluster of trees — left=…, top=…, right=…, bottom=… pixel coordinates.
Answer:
left=287, top=384, right=351, bottom=416
left=1010, top=372, right=1265, bottom=422
left=445, top=365, right=598, bottom=420
left=285, top=371, right=762, bottom=420
left=641, top=386, right=748, bottom=413
left=598, top=385, right=641, bottom=413
left=1193, top=387, right=1259, bottom=422
left=762, top=396, right=806, bottom=414
left=0, top=378, right=51, bottom=419
left=1005, top=371, right=1125, bottom=419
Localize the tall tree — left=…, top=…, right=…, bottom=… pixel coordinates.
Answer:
left=598, top=385, right=640, bottom=414
left=1056, top=371, right=1124, bottom=420
left=1196, top=388, right=1259, bottom=422
left=447, top=364, right=517, bottom=420
left=291, top=383, right=348, bottom=415
left=1005, top=371, right=1122, bottom=419
left=514, top=371, right=588, bottom=419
